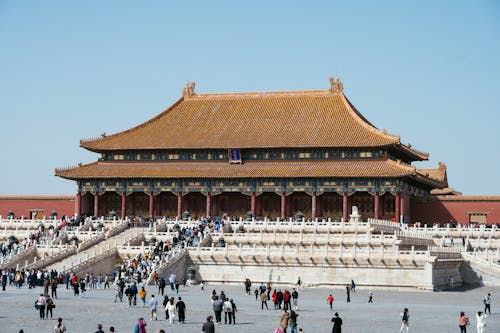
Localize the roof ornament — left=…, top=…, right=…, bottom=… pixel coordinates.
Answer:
left=329, top=76, right=343, bottom=94
left=182, top=81, right=196, bottom=98
left=101, top=132, right=106, bottom=138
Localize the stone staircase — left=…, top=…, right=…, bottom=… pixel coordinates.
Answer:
left=45, top=227, right=146, bottom=273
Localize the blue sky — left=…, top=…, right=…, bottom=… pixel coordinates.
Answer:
left=0, top=1, right=499, bottom=195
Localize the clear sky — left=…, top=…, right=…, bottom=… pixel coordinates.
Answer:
left=0, top=1, right=499, bottom=196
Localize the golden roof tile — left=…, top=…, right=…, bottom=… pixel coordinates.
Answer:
left=417, top=162, right=448, bottom=187
left=80, top=84, right=402, bottom=151
left=56, top=159, right=417, bottom=180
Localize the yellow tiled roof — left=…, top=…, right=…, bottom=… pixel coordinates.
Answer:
left=80, top=89, right=402, bottom=150
left=56, top=159, right=418, bottom=180
left=417, top=162, right=448, bottom=188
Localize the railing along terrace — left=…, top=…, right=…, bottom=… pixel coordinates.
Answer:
left=187, top=242, right=432, bottom=262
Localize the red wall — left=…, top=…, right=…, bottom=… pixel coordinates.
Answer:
left=0, top=196, right=75, bottom=219
left=411, top=196, right=500, bottom=225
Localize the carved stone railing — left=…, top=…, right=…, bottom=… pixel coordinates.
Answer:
left=25, top=245, right=77, bottom=271
left=77, top=233, right=105, bottom=253
left=68, top=248, right=118, bottom=275
left=105, top=221, right=128, bottom=239
left=0, top=246, right=36, bottom=269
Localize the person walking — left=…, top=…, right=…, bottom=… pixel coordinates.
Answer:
left=476, top=311, right=487, bottom=333
left=165, top=297, right=176, bottom=324
left=350, top=280, right=356, bottom=293
left=176, top=297, right=186, bottom=323
left=37, top=294, right=46, bottom=320
left=213, top=296, right=223, bottom=324
left=139, top=286, right=147, bottom=307
left=261, top=291, right=269, bottom=310
left=483, top=293, right=491, bottom=314
left=331, top=312, right=342, bottom=333
left=400, top=308, right=410, bottom=333
left=202, top=315, right=215, bottom=333
left=162, top=295, right=170, bottom=320
left=280, top=309, right=290, bottom=333
left=458, top=312, right=468, bottom=333
left=94, top=323, right=105, bottom=333
left=135, top=318, right=147, bottom=333
left=291, top=288, right=299, bottom=311
left=345, top=286, right=350, bottom=303
left=223, top=298, right=233, bottom=324
left=368, top=291, right=373, bottom=303
left=54, top=317, right=66, bottom=333
left=327, top=294, right=334, bottom=310
left=125, top=285, right=134, bottom=307
left=46, top=296, right=55, bottom=319
left=149, top=295, right=158, bottom=321
left=53, top=317, right=66, bottom=333
left=230, top=299, right=237, bottom=324
left=283, top=289, right=291, bottom=310
left=51, top=278, right=58, bottom=299
left=289, top=310, right=298, bottom=333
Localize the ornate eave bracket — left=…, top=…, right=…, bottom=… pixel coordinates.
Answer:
left=329, top=77, right=343, bottom=94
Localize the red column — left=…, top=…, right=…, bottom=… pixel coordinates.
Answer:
left=374, top=192, right=380, bottom=219
left=121, top=192, right=126, bottom=220
left=213, top=195, right=218, bottom=217
left=177, top=193, right=182, bottom=219
left=149, top=193, right=154, bottom=218
left=342, top=192, right=349, bottom=222
left=251, top=192, right=256, bottom=216
left=206, top=192, right=211, bottom=217
left=75, top=191, right=81, bottom=216
left=93, top=193, right=99, bottom=217
left=311, top=192, right=317, bottom=220
left=280, top=192, right=286, bottom=219
left=395, top=191, right=401, bottom=222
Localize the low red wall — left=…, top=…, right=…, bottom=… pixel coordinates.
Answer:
left=0, top=196, right=75, bottom=219
left=411, top=196, right=500, bottom=225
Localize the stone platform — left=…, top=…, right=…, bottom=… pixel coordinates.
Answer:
left=0, top=282, right=498, bottom=333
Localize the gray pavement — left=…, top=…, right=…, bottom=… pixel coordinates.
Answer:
left=0, top=282, right=498, bottom=333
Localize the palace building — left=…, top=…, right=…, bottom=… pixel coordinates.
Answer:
left=55, top=78, right=450, bottom=222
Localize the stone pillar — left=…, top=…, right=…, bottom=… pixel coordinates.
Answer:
left=75, top=191, right=81, bottom=216
left=93, top=193, right=99, bottom=217
left=395, top=191, right=401, bottom=223
left=342, top=192, right=349, bottom=222
left=311, top=192, right=317, bottom=220
left=177, top=193, right=182, bottom=219
left=251, top=192, right=256, bottom=216
left=121, top=192, right=126, bottom=220
left=149, top=193, right=154, bottom=218
left=374, top=192, right=380, bottom=219
left=206, top=192, right=211, bottom=217
left=281, top=192, right=286, bottom=219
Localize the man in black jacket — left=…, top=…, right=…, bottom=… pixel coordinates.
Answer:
left=176, top=297, right=186, bottom=323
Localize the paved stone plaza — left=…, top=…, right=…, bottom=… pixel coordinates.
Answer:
left=0, top=283, right=498, bottom=333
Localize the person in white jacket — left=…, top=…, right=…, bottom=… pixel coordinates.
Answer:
left=476, top=311, right=487, bottom=333
left=165, top=297, right=176, bottom=324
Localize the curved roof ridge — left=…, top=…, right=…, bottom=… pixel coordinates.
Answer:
left=340, top=93, right=400, bottom=143
left=80, top=97, right=184, bottom=151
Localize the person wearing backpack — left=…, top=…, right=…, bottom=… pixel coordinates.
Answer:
left=400, top=308, right=409, bottom=333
